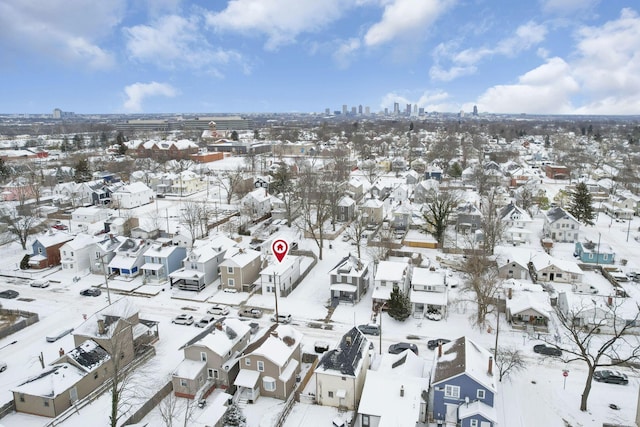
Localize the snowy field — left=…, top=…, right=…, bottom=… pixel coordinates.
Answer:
left=0, top=171, right=639, bottom=426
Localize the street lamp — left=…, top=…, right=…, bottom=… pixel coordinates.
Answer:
left=95, top=253, right=112, bottom=304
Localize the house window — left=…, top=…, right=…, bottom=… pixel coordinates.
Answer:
left=589, top=253, right=594, bottom=259
left=38, top=247, right=43, bottom=254
left=19, top=394, right=24, bottom=402
left=263, top=376, right=276, bottom=391
left=94, top=372, right=99, bottom=380
left=180, top=379, right=187, bottom=387
left=328, top=391, right=334, bottom=398
left=71, top=251, right=74, bottom=256
left=477, top=389, right=485, bottom=399
left=227, top=266, right=234, bottom=274
left=245, top=358, right=251, bottom=366
left=444, top=384, right=460, bottom=398
left=556, top=273, right=562, bottom=278
left=470, top=420, right=478, bottom=427
left=257, top=361, right=264, bottom=372
left=603, top=254, right=608, bottom=260
left=362, top=415, right=370, bottom=427
left=229, top=278, right=235, bottom=287
left=200, top=352, right=207, bottom=362
left=43, top=399, right=49, bottom=407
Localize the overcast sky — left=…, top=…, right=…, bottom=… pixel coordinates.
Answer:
left=1, top=0, right=639, bottom=115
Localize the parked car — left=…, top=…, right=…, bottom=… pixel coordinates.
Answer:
left=593, top=370, right=629, bottom=385
left=0, top=290, right=19, bottom=299
left=80, top=288, right=101, bottom=297
left=207, top=304, right=230, bottom=316
left=172, top=314, right=195, bottom=325
left=357, top=324, right=380, bottom=336
left=270, top=313, right=292, bottom=324
left=30, top=279, right=50, bottom=288
left=239, top=307, right=263, bottom=318
left=223, top=287, right=238, bottom=294
left=0, top=361, right=6, bottom=372
left=388, top=342, right=419, bottom=355
left=52, top=224, right=68, bottom=230
left=533, top=344, right=562, bottom=357
left=195, top=315, right=215, bottom=328
left=46, top=328, right=74, bottom=343
left=427, top=338, right=451, bottom=350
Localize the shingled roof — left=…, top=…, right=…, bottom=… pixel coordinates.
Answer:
left=316, top=327, right=368, bottom=377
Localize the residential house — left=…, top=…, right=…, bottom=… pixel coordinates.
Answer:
left=543, top=207, right=580, bottom=243
left=372, top=260, right=412, bottom=309
left=259, top=255, right=302, bottom=297
left=410, top=267, right=447, bottom=319
left=391, top=204, right=413, bottom=231
left=603, top=195, right=634, bottom=220
left=430, top=337, right=497, bottom=427
left=425, top=165, right=443, bottom=181
left=557, top=293, right=640, bottom=333
left=356, top=350, right=429, bottom=427
left=89, top=234, right=125, bottom=275
left=254, top=175, right=272, bottom=190
left=71, top=206, right=112, bottom=224
left=173, top=318, right=251, bottom=398
left=360, top=198, right=384, bottom=226
left=219, top=247, right=262, bottom=292
left=328, top=255, right=370, bottom=305
left=346, top=177, right=364, bottom=202
left=455, top=203, right=483, bottom=235
left=72, top=298, right=159, bottom=363
left=405, top=169, right=421, bottom=185
left=496, top=257, right=529, bottom=280
left=241, top=188, right=272, bottom=219
left=413, top=179, right=439, bottom=204
left=503, top=280, right=551, bottom=332
left=141, top=241, right=187, bottom=283
left=574, top=240, right=615, bottom=265
left=499, top=202, right=533, bottom=244
left=337, top=196, right=356, bottom=222
left=111, top=182, right=153, bottom=209
left=235, top=324, right=303, bottom=402
left=530, top=252, right=583, bottom=284
left=60, top=233, right=98, bottom=274
left=545, top=164, right=570, bottom=179
left=108, top=238, right=151, bottom=279
left=169, top=236, right=237, bottom=292
left=135, top=139, right=199, bottom=161
left=315, top=327, right=372, bottom=410
left=29, top=230, right=74, bottom=269
left=615, top=191, right=640, bottom=215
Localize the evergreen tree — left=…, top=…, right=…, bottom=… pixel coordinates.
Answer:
left=0, top=158, right=9, bottom=182
left=230, top=130, right=239, bottom=141
left=117, top=143, right=128, bottom=156
left=222, top=403, right=247, bottom=427
left=74, top=158, right=92, bottom=183
left=568, top=182, right=595, bottom=226
left=387, top=286, right=411, bottom=321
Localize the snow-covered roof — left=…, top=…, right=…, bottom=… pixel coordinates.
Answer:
left=261, top=256, right=299, bottom=276
left=12, top=364, right=86, bottom=398
left=219, top=247, right=261, bottom=268
left=375, top=348, right=426, bottom=378
left=173, top=359, right=206, bottom=380
left=374, top=260, right=408, bottom=282
left=62, top=233, right=98, bottom=251
left=432, top=336, right=497, bottom=393
left=64, top=339, right=111, bottom=372
left=35, top=230, right=74, bottom=247
left=244, top=324, right=302, bottom=367
left=458, top=400, right=498, bottom=422
left=506, top=292, right=552, bottom=319
left=316, top=327, right=369, bottom=377
left=411, top=267, right=445, bottom=286
left=73, top=298, right=139, bottom=339
left=186, top=318, right=250, bottom=356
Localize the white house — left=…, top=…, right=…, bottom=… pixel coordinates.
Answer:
left=111, top=182, right=153, bottom=209
left=71, top=206, right=112, bottom=224
left=60, top=234, right=98, bottom=274
left=372, top=260, right=412, bottom=309
left=410, top=267, right=447, bottom=319
left=241, top=188, right=272, bottom=218
left=543, top=207, right=580, bottom=243
left=258, top=255, right=302, bottom=297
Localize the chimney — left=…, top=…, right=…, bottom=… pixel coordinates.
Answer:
left=607, top=296, right=613, bottom=306
left=438, top=342, right=443, bottom=358
left=271, top=330, right=279, bottom=338
left=508, top=287, right=513, bottom=300
left=400, top=385, right=404, bottom=397
left=488, top=356, right=493, bottom=376
left=215, top=322, right=223, bottom=331
left=97, top=319, right=105, bottom=335
left=346, top=336, right=352, bottom=346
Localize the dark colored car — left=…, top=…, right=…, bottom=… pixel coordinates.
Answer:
left=593, top=370, right=629, bottom=385
left=80, top=288, right=102, bottom=297
left=427, top=338, right=451, bottom=350
left=357, top=324, right=380, bottom=336
left=0, top=290, right=19, bottom=299
left=388, top=342, right=419, bottom=355
left=533, top=344, right=562, bottom=357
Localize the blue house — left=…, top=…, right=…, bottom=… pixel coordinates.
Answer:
left=141, top=242, right=187, bottom=283
left=574, top=240, right=615, bottom=265
left=430, top=336, right=497, bottom=427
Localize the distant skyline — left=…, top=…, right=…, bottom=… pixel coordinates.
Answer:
left=1, top=1, right=639, bottom=115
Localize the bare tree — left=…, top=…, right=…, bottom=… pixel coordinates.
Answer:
left=552, top=299, right=640, bottom=411
left=461, top=254, right=501, bottom=328
left=107, top=319, right=139, bottom=427
left=422, top=188, right=460, bottom=247
left=179, top=201, right=206, bottom=245
left=296, top=170, right=331, bottom=260
left=479, top=189, right=505, bottom=255
left=0, top=207, right=44, bottom=249
left=216, top=168, right=247, bottom=204
left=346, top=211, right=368, bottom=260
left=494, top=347, right=526, bottom=382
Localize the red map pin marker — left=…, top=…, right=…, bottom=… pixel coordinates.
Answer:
left=271, top=239, right=289, bottom=263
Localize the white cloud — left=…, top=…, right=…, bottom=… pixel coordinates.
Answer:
left=431, top=21, right=547, bottom=81
left=364, top=0, right=454, bottom=47
left=475, top=57, right=579, bottom=114
left=123, top=82, right=178, bottom=113
left=333, top=39, right=362, bottom=68
left=124, top=14, right=245, bottom=73
left=380, top=89, right=453, bottom=112
left=205, top=0, right=347, bottom=50
left=0, top=0, right=123, bottom=68
left=540, top=0, right=599, bottom=15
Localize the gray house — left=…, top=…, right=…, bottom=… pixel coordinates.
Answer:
left=329, top=255, right=370, bottom=305
left=142, top=241, right=187, bottom=283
